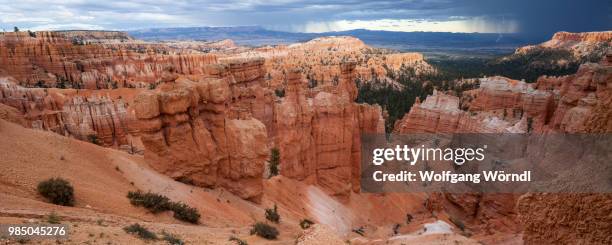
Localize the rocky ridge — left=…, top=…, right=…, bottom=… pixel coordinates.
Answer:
left=516, top=31, right=611, bottom=58
left=230, top=36, right=434, bottom=90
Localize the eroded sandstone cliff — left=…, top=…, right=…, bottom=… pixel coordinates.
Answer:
left=129, top=58, right=384, bottom=200
left=0, top=31, right=217, bottom=89
left=0, top=77, right=140, bottom=148
left=133, top=74, right=268, bottom=201
left=393, top=52, right=612, bottom=244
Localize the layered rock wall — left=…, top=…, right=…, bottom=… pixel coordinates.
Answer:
left=0, top=78, right=139, bottom=147
left=0, top=31, right=217, bottom=89
left=133, top=73, right=268, bottom=201
left=394, top=56, right=612, bottom=244
left=542, top=62, right=612, bottom=132
left=516, top=57, right=612, bottom=245
left=272, top=63, right=384, bottom=196
left=131, top=59, right=384, bottom=199
left=274, top=63, right=384, bottom=196
left=550, top=31, right=612, bottom=43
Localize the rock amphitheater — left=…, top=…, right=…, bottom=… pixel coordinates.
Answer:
left=0, top=30, right=610, bottom=244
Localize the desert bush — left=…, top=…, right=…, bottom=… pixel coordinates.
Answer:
left=170, top=202, right=200, bottom=224
left=229, top=236, right=248, bottom=245
left=123, top=223, right=157, bottom=240
left=250, top=222, right=278, bottom=240
left=352, top=226, right=365, bottom=236
left=393, top=223, right=401, bottom=235
left=527, top=117, right=534, bottom=133
left=174, top=176, right=195, bottom=185
left=162, top=231, right=184, bottom=245
left=87, top=134, right=101, bottom=145
left=274, top=88, right=285, bottom=98
left=268, top=148, right=280, bottom=178
left=127, top=191, right=171, bottom=213
left=127, top=191, right=200, bottom=224
left=265, top=204, right=280, bottom=223
left=406, top=213, right=413, bottom=224
left=299, top=219, right=314, bottom=229
left=37, top=178, right=74, bottom=206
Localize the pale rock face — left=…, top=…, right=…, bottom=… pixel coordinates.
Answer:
left=133, top=92, right=160, bottom=119
left=395, top=75, right=562, bottom=134
left=394, top=90, right=467, bottom=133
left=222, top=118, right=268, bottom=199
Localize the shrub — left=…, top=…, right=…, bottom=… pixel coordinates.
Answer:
left=250, top=222, right=278, bottom=240
left=229, top=236, right=248, bottom=245
left=174, top=176, right=194, bottom=185
left=123, top=223, right=157, bottom=240
left=46, top=212, right=61, bottom=224
left=34, top=80, right=47, bottom=88
left=127, top=191, right=200, bottom=224
left=268, top=148, right=280, bottom=178
left=170, top=202, right=200, bottom=224
left=265, top=204, right=280, bottom=223
left=527, top=117, right=534, bottom=133
left=406, top=214, right=413, bottom=224
left=37, top=178, right=74, bottom=206
left=274, top=88, right=285, bottom=98
left=299, top=219, right=314, bottom=229
left=307, top=79, right=318, bottom=88
left=393, top=223, right=401, bottom=235
left=352, top=227, right=365, bottom=236
left=162, top=231, right=184, bottom=245
left=16, top=238, right=29, bottom=244
left=127, top=191, right=171, bottom=213
left=87, top=134, right=101, bottom=145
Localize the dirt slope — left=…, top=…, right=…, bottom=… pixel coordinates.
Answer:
left=0, top=119, right=486, bottom=244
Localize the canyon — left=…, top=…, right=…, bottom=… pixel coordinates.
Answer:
left=0, top=30, right=611, bottom=244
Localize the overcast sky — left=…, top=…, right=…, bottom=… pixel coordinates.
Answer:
left=0, top=0, right=609, bottom=38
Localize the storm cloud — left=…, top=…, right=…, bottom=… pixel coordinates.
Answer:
left=0, top=0, right=609, bottom=39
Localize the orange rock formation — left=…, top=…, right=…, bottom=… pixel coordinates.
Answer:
left=393, top=52, right=612, bottom=244
left=0, top=31, right=217, bottom=89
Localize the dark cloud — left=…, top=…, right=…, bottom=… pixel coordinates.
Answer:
left=0, top=0, right=609, bottom=39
